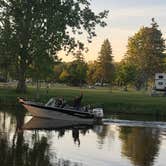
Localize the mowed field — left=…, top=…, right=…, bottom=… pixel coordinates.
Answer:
left=0, top=84, right=166, bottom=115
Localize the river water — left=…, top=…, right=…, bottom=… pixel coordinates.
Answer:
left=0, top=108, right=166, bottom=166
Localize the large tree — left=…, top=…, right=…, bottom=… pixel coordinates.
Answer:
left=98, top=39, right=114, bottom=85
left=125, top=18, right=166, bottom=89
left=115, top=60, right=137, bottom=90
left=87, top=61, right=102, bottom=85
left=0, top=0, right=108, bottom=92
left=0, top=14, right=16, bottom=81
left=67, top=51, right=87, bottom=86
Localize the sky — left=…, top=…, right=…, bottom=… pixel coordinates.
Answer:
left=59, top=0, right=166, bottom=62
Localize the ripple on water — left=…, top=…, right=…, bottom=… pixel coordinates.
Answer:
left=103, top=119, right=166, bottom=129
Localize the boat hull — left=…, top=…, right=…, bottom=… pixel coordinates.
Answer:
left=22, top=103, right=94, bottom=123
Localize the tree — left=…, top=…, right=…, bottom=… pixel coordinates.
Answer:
left=0, top=0, right=108, bottom=92
left=68, top=51, right=87, bottom=86
left=115, top=61, right=137, bottom=90
left=98, top=39, right=114, bottom=85
left=28, top=52, right=56, bottom=98
left=0, top=14, right=16, bottom=81
left=59, top=70, right=70, bottom=83
left=125, top=18, right=166, bottom=89
left=53, top=62, right=65, bottom=82
left=87, top=61, right=102, bottom=85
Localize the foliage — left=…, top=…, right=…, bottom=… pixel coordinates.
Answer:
left=53, top=63, right=65, bottom=82
left=28, top=53, right=56, bottom=82
left=87, top=61, right=102, bottom=85
left=0, top=15, right=16, bottom=81
left=67, top=51, right=88, bottom=86
left=125, top=18, right=166, bottom=89
left=97, top=39, right=114, bottom=84
left=53, top=51, right=88, bottom=85
left=115, top=61, right=137, bottom=89
left=59, top=70, right=70, bottom=83
left=0, top=0, right=108, bottom=92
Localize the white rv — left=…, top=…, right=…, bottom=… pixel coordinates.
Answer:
left=154, top=73, right=166, bottom=91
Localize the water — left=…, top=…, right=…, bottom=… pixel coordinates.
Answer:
left=0, top=108, right=166, bottom=166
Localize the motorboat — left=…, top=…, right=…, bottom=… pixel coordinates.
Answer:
left=18, top=98, right=104, bottom=124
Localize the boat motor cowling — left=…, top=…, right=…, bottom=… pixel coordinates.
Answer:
left=92, top=108, right=104, bottom=118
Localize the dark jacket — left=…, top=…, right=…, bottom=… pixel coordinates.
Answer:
left=73, top=93, right=83, bottom=109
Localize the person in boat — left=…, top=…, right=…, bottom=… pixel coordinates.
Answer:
left=55, top=97, right=65, bottom=107
left=73, top=91, right=83, bottom=110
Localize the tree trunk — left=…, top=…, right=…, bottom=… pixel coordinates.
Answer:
left=17, top=73, right=26, bottom=93
left=4, top=66, right=8, bottom=82
left=3, top=112, right=6, bottom=132
left=124, top=85, right=128, bottom=91
left=145, top=80, right=148, bottom=91
left=101, top=78, right=104, bottom=86
left=143, top=72, right=148, bottom=91
left=16, top=49, right=27, bottom=93
left=36, top=79, right=39, bottom=99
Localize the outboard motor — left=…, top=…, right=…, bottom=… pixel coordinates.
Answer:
left=92, top=108, right=104, bottom=118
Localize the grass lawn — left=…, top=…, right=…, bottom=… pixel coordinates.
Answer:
left=0, top=84, right=166, bottom=115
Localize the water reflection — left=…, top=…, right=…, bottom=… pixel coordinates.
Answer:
left=119, top=127, right=161, bottom=166
left=0, top=110, right=53, bottom=166
left=110, top=113, right=166, bottom=122
left=0, top=108, right=166, bottom=166
left=0, top=110, right=85, bottom=166
left=23, top=117, right=93, bottom=147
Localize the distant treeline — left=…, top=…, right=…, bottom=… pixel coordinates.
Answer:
left=46, top=19, right=166, bottom=90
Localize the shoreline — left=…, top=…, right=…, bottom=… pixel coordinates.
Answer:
left=0, top=86, right=166, bottom=116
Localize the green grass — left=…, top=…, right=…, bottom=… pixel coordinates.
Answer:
left=0, top=85, right=166, bottom=116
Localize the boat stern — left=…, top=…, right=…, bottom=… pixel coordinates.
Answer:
left=92, top=108, right=104, bottom=118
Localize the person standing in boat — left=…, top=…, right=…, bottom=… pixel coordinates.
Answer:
left=73, top=91, right=83, bottom=110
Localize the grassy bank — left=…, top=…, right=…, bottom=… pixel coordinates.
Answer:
left=0, top=85, right=166, bottom=116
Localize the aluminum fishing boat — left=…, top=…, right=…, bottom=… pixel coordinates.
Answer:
left=18, top=98, right=104, bottom=123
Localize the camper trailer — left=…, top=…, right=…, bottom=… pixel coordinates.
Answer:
left=154, top=73, right=166, bottom=91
